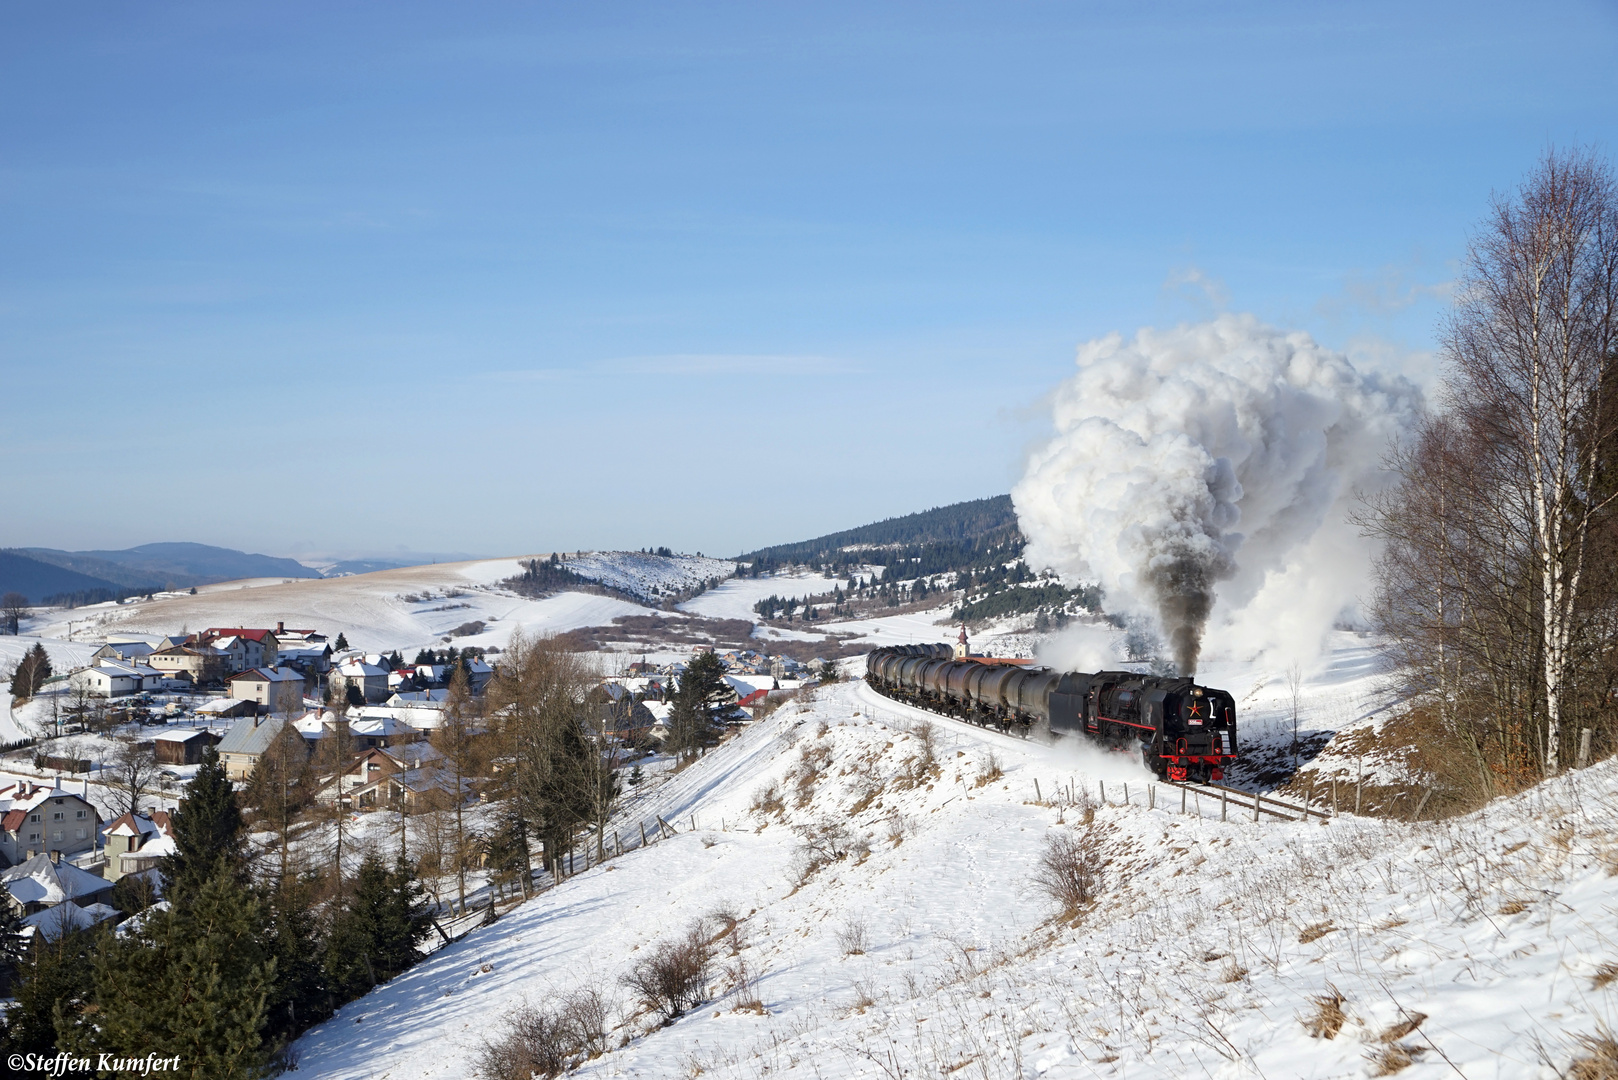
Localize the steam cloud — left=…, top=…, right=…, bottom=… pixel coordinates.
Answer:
left=1013, top=314, right=1420, bottom=674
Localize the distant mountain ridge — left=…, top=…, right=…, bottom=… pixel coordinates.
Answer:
left=738, top=495, right=1021, bottom=568
left=1, top=542, right=318, bottom=605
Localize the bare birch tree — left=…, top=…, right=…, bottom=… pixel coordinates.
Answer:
left=1444, top=147, right=1618, bottom=774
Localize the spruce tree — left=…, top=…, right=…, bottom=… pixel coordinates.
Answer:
left=0, top=926, right=95, bottom=1056
left=162, top=745, right=247, bottom=905
left=60, top=869, right=274, bottom=1079
left=325, top=854, right=431, bottom=1004
left=333, top=632, right=349, bottom=651
left=261, top=874, right=329, bottom=1042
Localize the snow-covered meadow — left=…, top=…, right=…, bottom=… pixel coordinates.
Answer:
left=289, top=656, right=1618, bottom=1079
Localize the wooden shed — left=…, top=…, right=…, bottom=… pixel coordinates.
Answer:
left=153, top=727, right=222, bottom=766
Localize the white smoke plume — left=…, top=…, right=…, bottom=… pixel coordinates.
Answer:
left=1013, top=314, right=1421, bottom=674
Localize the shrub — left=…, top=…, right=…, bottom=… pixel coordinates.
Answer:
left=477, top=987, right=612, bottom=1080
left=620, top=921, right=713, bottom=1020
left=1032, top=825, right=1104, bottom=918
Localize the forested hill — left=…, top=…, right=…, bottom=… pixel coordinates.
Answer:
left=738, top=495, right=1023, bottom=576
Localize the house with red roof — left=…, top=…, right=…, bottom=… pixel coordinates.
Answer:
left=0, top=781, right=100, bottom=866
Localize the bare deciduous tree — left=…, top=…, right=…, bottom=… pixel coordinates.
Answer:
left=1364, top=147, right=1618, bottom=787
left=107, top=739, right=161, bottom=818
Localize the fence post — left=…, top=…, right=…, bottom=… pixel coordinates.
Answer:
left=1252, top=791, right=1259, bottom=823
left=1034, top=778, right=1042, bottom=803
left=1409, top=788, right=1433, bottom=822
left=1181, top=786, right=1187, bottom=815
left=1220, top=790, right=1227, bottom=822
left=1099, top=780, right=1106, bottom=804
left=1123, top=781, right=1129, bottom=805
left=640, top=822, right=648, bottom=847
left=1148, top=784, right=1155, bottom=810
left=1578, top=728, right=1593, bottom=769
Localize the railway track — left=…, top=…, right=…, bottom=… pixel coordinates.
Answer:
left=1165, top=779, right=1333, bottom=822
left=861, top=680, right=1340, bottom=823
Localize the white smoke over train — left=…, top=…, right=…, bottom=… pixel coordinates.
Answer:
left=1012, top=314, right=1421, bottom=674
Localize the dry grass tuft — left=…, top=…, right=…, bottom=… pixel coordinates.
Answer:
left=1379, top=1012, right=1427, bottom=1042
left=1593, top=962, right=1618, bottom=990
left=1299, top=921, right=1336, bottom=944
left=1303, top=984, right=1348, bottom=1040
left=1570, top=1030, right=1618, bottom=1080
left=1369, top=1044, right=1418, bottom=1075
left=1498, top=899, right=1531, bottom=915
left=1221, top=962, right=1249, bottom=984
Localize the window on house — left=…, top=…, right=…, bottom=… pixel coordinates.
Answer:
left=29, top=814, right=39, bottom=823
left=76, top=810, right=85, bottom=818
left=51, top=831, right=62, bottom=842
left=75, top=829, right=87, bottom=840
left=52, top=812, right=63, bottom=821
left=29, top=832, right=38, bottom=841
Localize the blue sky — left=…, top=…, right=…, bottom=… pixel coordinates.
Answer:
left=3, top=2, right=1615, bottom=561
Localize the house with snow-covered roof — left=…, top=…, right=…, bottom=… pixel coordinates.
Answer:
left=227, top=666, right=307, bottom=714
left=330, top=660, right=389, bottom=704
left=147, top=642, right=226, bottom=686
left=0, top=781, right=100, bottom=864
left=216, top=715, right=304, bottom=780
left=102, top=811, right=175, bottom=881
left=0, top=851, right=115, bottom=918
left=201, top=627, right=280, bottom=671
left=93, top=640, right=154, bottom=663
left=152, top=727, right=222, bottom=765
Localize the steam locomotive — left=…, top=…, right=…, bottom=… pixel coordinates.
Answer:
left=863, top=639, right=1237, bottom=783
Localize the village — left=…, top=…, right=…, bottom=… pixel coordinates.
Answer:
left=0, top=618, right=832, bottom=943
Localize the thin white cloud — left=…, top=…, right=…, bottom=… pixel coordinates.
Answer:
left=1161, top=264, right=1231, bottom=310
left=483, top=353, right=863, bottom=381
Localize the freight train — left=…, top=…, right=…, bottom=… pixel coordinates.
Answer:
left=863, top=636, right=1237, bottom=783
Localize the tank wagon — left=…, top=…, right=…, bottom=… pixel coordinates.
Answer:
left=864, top=642, right=1238, bottom=783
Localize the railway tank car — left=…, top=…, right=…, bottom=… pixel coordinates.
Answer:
left=864, top=637, right=1237, bottom=783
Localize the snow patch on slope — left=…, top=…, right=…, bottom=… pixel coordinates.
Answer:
left=291, top=668, right=1618, bottom=1079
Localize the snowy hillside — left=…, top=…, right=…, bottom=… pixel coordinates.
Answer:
left=561, top=551, right=736, bottom=604
left=290, top=664, right=1617, bottom=1079
left=19, top=558, right=657, bottom=655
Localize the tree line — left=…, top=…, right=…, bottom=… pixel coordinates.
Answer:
left=1362, top=147, right=1618, bottom=801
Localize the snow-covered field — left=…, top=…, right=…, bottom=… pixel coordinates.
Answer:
left=19, top=557, right=677, bottom=656
left=289, top=635, right=1617, bottom=1080
left=680, top=571, right=850, bottom=623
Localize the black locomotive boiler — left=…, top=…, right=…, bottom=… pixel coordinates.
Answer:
left=864, top=640, right=1237, bottom=783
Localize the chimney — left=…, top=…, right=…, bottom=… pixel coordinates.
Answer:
left=49, top=850, right=60, bottom=864
left=277, top=621, right=284, bottom=634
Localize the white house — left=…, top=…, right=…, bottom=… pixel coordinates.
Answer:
left=330, top=660, right=389, bottom=704
left=227, top=666, right=307, bottom=714
left=0, top=781, right=100, bottom=864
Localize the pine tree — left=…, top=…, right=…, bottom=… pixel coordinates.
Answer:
left=325, top=854, right=432, bottom=1004
left=59, top=869, right=273, bottom=1079
left=162, top=745, right=247, bottom=905
left=333, top=632, right=349, bottom=651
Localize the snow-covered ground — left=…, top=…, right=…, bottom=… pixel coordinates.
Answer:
left=680, top=571, right=850, bottom=622
left=289, top=632, right=1617, bottom=1079
left=19, top=557, right=673, bottom=656
left=562, top=551, right=736, bottom=604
